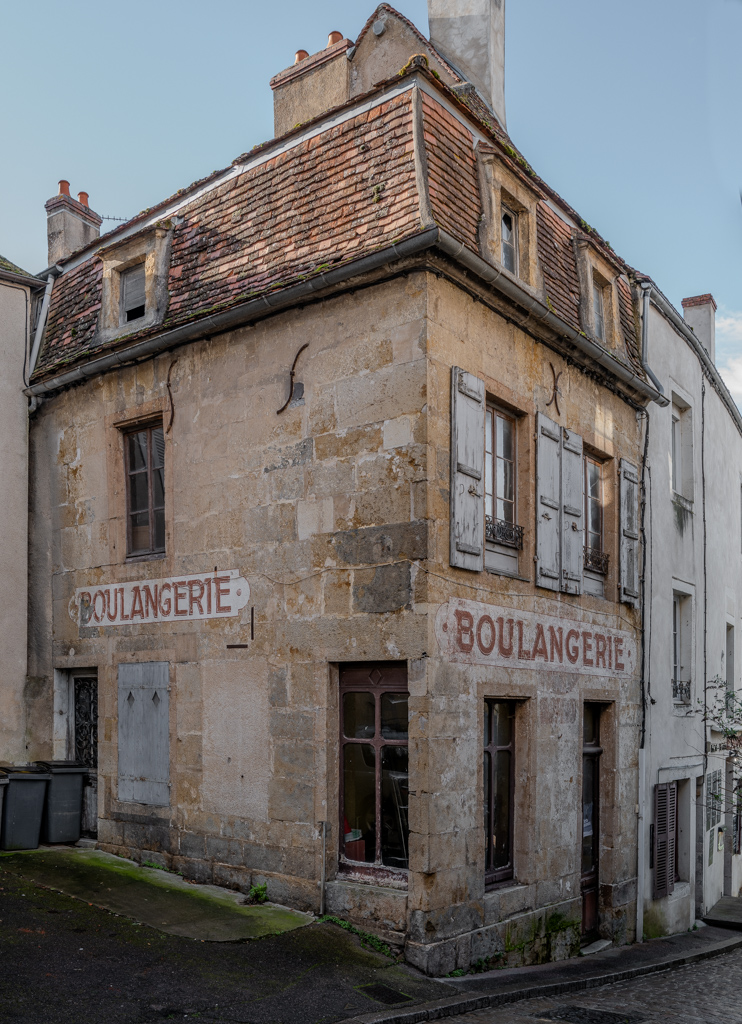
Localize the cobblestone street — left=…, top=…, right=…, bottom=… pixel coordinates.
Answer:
left=454, top=947, right=742, bottom=1024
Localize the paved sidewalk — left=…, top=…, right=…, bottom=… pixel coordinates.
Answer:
left=347, top=925, right=742, bottom=1024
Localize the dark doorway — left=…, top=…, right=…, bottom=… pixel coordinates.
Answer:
left=581, top=703, right=602, bottom=938
left=73, top=675, right=98, bottom=836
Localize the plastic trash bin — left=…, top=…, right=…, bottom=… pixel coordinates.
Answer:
left=0, top=766, right=51, bottom=851
left=35, top=761, right=88, bottom=844
left=0, top=775, right=7, bottom=832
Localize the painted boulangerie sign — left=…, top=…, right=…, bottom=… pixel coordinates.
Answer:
left=70, top=570, right=250, bottom=627
left=436, top=598, right=636, bottom=678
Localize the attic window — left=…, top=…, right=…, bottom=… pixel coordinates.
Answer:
left=593, top=280, right=605, bottom=342
left=501, top=207, right=518, bottom=274
left=121, top=265, right=146, bottom=324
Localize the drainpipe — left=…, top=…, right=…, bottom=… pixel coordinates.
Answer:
left=640, top=282, right=669, bottom=406
left=28, top=265, right=62, bottom=377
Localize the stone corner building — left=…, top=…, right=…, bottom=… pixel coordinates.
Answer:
left=23, top=2, right=667, bottom=975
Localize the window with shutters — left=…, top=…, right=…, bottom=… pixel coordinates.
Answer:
left=484, top=700, right=515, bottom=887
left=707, top=769, right=723, bottom=831
left=117, top=662, right=170, bottom=805
left=583, top=455, right=609, bottom=596
left=726, top=623, right=736, bottom=718
left=120, top=264, right=146, bottom=324
left=535, top=413, right=583, bottom=595
left=124, top=422, right=165, bottom=557
left=485, top=404, right=523, bottom=575
left=339, top=663, right=409, bottom=876
left=671, top=591, right=692, bottom=704
left=450, top=367, right=486, bottom=572
left=653, top=781, right=677, bottom=899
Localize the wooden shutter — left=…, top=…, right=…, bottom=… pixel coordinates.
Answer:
left=536, top=413, right=561, bottom=591
left=653, top=781, right=676, bottom=899
left=118, top=662, right=170, bottom=806
left=561, top=428, right=584, bottom=595
left=450, top=367, right=485, bottom=571
left=122, top=265, right=145, bottom=312
left=620, top=459, right=640, bottom=606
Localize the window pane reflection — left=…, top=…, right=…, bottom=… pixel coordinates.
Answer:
left=343, top=744, right=376, bottom=863
left=343, top=692, right=375, bottom=739
left=381, top=693, right=408, bottom=740
left=381, top=745, right=408, bottom=869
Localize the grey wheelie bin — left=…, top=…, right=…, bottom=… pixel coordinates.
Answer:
left=35, top=761, right=88, bottom=844
left=0, top=765, right=51, bottom=850
left=0, top=774, right=7, bottom=832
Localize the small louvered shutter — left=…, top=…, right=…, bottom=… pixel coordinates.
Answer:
left=561, top=428, right=584, bottom=595
left=450, top=366, right=485, bottom=571
left=118, top=662, right=170, bottom=806
left=536, top=413, right=561, bottom=591
left=122, top=265, right=145, bottom=314
left=620, top=459, right=640, bottom=606
left=653, top=782, right=676, bottom=899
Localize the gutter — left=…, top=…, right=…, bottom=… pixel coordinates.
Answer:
left=28, top=265, right=63, bottom=377
left=645, top=282, right=742, bottom=436
left=26, top=229, right=666, bottom=407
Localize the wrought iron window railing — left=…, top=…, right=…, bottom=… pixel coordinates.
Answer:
left=672, top=678, right=691, bottom=704
left=485, top=516, right=524, bottom=549
left=584, top=546, right=609, bottom=575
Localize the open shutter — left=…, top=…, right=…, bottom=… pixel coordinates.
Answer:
left=620, top=459, right=640, bottom=606
left=653, top=782, right=676, bottom=899
left=561, top=428, right=584, bottom=595
left=450, top=367, right=485, bottom=571
left=118, top=662, right=170, bottom=806
left=536, top=413, right=561, bottom=591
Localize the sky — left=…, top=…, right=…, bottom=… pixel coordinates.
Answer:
left=2, top=0, right=740, bottom=397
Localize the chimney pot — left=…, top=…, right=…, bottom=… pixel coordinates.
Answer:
left=77, top=191, right=89, bottom=208
left=58, top=180, right=70, bottom=197
left=327, top=31, right=343, bottom=46
left=294, top=49, right=309, bottom=64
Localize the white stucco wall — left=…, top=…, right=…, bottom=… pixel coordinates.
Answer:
left=643, top=300, right=742, bottom=937
left=0, top=280, right=30, bottom=762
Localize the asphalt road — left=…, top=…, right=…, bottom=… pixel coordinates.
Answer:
left=0, top=864, right=446, bottom=1024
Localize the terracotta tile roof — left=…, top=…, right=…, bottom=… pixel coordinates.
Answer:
left=34, top=62, right=644, bottom=390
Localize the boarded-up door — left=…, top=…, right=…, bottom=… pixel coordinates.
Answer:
left=118, top=662, right=170, bottom=805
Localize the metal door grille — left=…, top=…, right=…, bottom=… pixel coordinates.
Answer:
left=74, top=676, right=98, bottom=769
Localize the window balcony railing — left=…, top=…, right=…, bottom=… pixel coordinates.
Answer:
left=584, top=546, right=610, bottom=575
left=485, top=516, right=524, bottom=550
left=672, top=678, right=691, bottom=704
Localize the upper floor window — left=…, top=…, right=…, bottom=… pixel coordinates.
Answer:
left=593, top=281, right=605, bottom=342
left=672, top=590, right=692, bottom=704
left=671, top=409, right=682, bottom=493
left=670, top=395, right=693, bottom=501
left=485, top=404, right=523, bottom=572
left=120, top=264, right=146, bottom=325
left=125, top=423, right=165, bottom=557
left=501, top=206, right=518, bottom=274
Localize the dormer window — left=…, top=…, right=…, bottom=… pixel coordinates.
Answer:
left=501, top=206, right=518, bottom=274
left=593, top=281, right=605, bottom=342
left=121, top=265, right=146, bottom=324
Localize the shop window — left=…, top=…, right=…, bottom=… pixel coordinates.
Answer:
left=485, top=405, right=522, bottom=575
left=125, top=422, right=165, bottom=557
left=484, top=700, right=514, bottom=886
left=340, top=663, right=409, bottom=873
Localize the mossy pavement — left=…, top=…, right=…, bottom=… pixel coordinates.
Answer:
left=0, top=846, right=449, bottom=1024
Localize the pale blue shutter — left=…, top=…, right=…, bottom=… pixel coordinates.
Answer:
left=561, top=428, right=584, bottom=595
left=450, top=367, right=485, bottom=571
left=118, top=662, right=170, bottom=805
left=536, top=413, right=561, bottom=591
left=620, top=459, right=640, bottom=606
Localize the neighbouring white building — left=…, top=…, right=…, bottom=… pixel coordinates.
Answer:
left=636, top=283, right=742, bottom=938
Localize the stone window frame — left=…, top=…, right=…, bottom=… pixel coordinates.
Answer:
left=669, top=386, right=694, bottom=504
left=338, top=662, right=410, bottom=882
left=671, top=579, right=694, bottom=707
left=475, top=148, right=542, bottom=292
left=484, top=399, right=523, bottom=577
left=574, top=242, right=621, bottom=350
left=97, top=224, right=172, bottom=347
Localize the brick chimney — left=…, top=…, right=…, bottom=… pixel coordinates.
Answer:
left=682, top=294, right=717, bottom=364
left=44, top=180, right=102, bottom=266
left=428, top=0, right=506, bottom=128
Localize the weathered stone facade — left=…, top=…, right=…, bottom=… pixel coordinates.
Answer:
left=22, top=4, right=666, bottom=975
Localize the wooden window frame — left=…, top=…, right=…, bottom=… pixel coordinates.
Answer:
left=339, top=662, right=409, bottom=880
left=501, top=204, right=518, bottom=276
left=119, top=263, right=146, bottom=326
left=584, top=455, right=604, bottom=555
left=592, top=279, right=605, bottom=342
left=485, top=404, right=522, bottom=552
left=124, top=421, right=166, bottom=559
left=484, top=699, right=515, bottom=888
